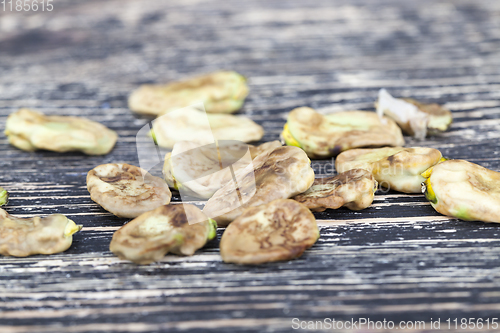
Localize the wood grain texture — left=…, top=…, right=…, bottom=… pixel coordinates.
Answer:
left=1, top=0, right=500, bottom=332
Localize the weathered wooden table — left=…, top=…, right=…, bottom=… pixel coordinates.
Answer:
left=1, top=0, right=500, bottom=332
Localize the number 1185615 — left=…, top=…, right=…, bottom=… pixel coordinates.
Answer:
left=1, top=0, right=53, bottom=11
left=446, top=318, right=498, bottom=330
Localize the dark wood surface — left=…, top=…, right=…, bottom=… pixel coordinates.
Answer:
left=1, top=0, right=500, bottom=332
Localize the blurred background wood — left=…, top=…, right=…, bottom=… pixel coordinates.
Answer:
left=1, top=0, right=500, bottom=332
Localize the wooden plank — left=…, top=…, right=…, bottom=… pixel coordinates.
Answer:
left=1, top=0, right=500, bottom=332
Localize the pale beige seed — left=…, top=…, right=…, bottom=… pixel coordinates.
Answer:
left=376, top=89, right=453, bottom=139
left=152, top=107, right=264, bottom=149
left=282, top=107, right=404, bottom=158
left=87, top=163, right=171, bottom=218
left=220, top=199, right=319, bottom=265
left=422, top=160, right=500, bottom=223
left=4, top=108, right=117, bottom=155
left=203, top=146, right=315, bottom=226
left=246, top=141, right=283, bottom=159
left=109, top=204, right=217, bottom=265
left=163, top=141, right=282, bottom=199
left=293, top=169, right=377, bottom=212
left=336, top=147, right=442, bottom=193
left=0, top=209, right=82, bottom=257
left=128, top=71, right=249, bottom=115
